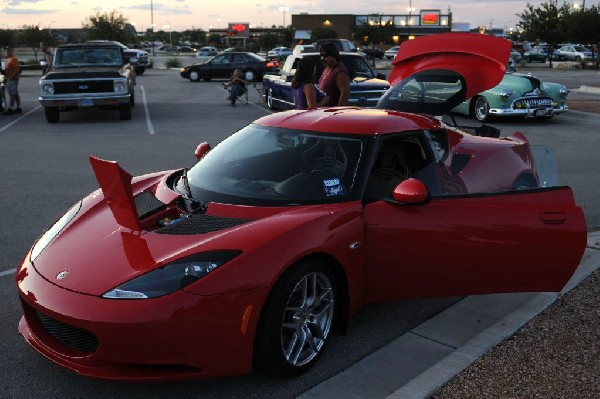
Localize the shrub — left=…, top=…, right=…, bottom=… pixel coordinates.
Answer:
left=165, top=57, right=182, bottom=69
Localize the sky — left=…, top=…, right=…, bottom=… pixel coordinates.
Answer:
left=0, top=0, right=572, bottom=33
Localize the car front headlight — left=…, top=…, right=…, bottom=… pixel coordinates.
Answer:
left=500, top=90, right=513, bottom=100
left=560, top=87, right=570, bottom=97
left=41, top=82, right=55, bottom=95
left=102, top=250, right=242, bottom=299
left=31, top=201, right=82, bottom=261
left=114, top=81, right=126, bottom=93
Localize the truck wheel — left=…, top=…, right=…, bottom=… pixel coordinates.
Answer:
left=189, top=71, right=200, bottom=82
left=44, top=107, right=60, bottom=123
left=119, top=104, right=132, bottom=120
left=266, top=88, right=276, bottom=109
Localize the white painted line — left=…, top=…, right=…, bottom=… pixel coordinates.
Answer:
left=0, top=105, right=41, bottom=133
left=141, top=85, right=154, bottom=134
left=0, top=268, right=17, bottom=278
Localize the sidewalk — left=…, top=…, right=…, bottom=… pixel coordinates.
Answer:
left=300, top=231, right=600, bottom=399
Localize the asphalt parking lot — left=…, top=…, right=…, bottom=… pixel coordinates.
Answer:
left=1, top=66, right=599, bottom=398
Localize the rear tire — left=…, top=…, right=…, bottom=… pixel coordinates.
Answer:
left=244, top=69, right=256, bottom=82
left=255, top=260, right=336, bottom=376
left=266, top=88, right=276, bottom=109
left=119, top=104, right=132, bottom=120
left=44, top=107, right=60, bottom=123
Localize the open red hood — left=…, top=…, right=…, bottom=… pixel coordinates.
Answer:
left=377, top=32, right=512, bottom=115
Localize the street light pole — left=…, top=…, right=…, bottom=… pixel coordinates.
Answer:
left=151, top=0, right=155, bottom=55
left=279, top=6, right=289, bottom=28
left=407, top=0, right=416, bottom=39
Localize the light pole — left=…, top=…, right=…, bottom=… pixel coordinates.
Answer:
left=150, top=0, right=155, bottom=55
left=279, top=6, right=289, bottom=28
left=407, top=0, right=416, bottom=39
left=164, top=22, right=172, bottom=47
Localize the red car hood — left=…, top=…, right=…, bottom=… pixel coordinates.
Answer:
left=377, top=32, right=512, bottom=115
left=32, top=158, right=346, bottom=296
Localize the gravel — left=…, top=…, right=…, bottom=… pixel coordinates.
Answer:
left=431, top=267, right=600, bottom=399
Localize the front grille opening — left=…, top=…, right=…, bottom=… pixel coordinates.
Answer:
left=35, top=310, right=99, bottom=353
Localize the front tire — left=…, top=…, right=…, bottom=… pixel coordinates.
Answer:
left=44, top=107, right=59, bottom=123
left=189, top=70, right=200, bottom=82
left=473, top=96, right=491, bottom=122
left=255, top=260, right=336, bottom=376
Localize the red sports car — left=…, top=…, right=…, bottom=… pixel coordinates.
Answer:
left=16, top=33, right=587, bottom=381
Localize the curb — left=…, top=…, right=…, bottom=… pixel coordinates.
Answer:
left=299, top=231, right=600, bottom=399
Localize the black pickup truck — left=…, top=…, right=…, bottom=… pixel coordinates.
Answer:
left=39, top=42, right=136, bottom=123
left=262, top=51, right=389, bottom=110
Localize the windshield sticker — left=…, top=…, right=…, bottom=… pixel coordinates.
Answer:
left=322, top=178, right=345, bottom=197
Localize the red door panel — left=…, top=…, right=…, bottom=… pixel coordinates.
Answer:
left=363, top=187, right=587, bottom=303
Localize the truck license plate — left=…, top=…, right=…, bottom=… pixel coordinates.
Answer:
left=78, top=99, right=93, bottom=107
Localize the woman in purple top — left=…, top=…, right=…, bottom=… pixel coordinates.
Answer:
left=291, top=58, right=328, bottom=109
left=318, top=42, right=350, bottom=106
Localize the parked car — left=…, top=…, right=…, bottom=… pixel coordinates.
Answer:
left=197, top=46, right=218, bottom=56
left=384, top=46, right=400, bottom=60
left=524, top=48, right=548, bottom=63
left=452, top=71, right=569, bottom=121
left=39, top=42, right=136, bottom=123
left=86, top=40, right=151, bottom=75
left=178, top=46, right=197, bottom=53
left=267, top=46, right=293, bottom=60
left=314, top=38, right=360, bottom=53
left=17, top=32, right=587, bottom=382
left=510, top=50, right=523, bottom=62
left=553, top=45, right=594, bottom=61
left=180, top=52, right=280, bottom=82
left=360, top=46, right=384, bottom=59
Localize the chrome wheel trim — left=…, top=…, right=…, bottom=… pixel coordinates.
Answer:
left=474, top=97, right=490, bottom=121
left=189, top=71, right=200, bottom=81
left=281, top=271, right=334, bottom=367
left=267, top=88, right=274, bottom=108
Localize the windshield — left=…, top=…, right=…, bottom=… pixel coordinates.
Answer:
left=54, top=47, right=123, bottom=67
left=187, top=124, right=368, bottom=206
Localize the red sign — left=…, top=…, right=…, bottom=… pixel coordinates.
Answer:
left=228, top=23, right=250, bottom=38
left=421, top=11, right=440, bottom=25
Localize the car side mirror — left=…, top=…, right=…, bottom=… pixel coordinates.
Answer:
left=392, top=178, right=430, bottom=204
left=194, top=142, right=211, bottom=160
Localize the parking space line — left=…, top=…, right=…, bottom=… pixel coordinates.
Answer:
left=0, top=106, right=41, bottom=134
left=0, top=268, right=16, bottom=278
left=140, top=85, right=154, bottom=134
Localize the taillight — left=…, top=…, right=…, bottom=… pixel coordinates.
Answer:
left=266, top=61, right=279, bottom=68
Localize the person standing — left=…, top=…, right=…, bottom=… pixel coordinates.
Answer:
left=318, top=42, right=350, bottom=106
left=3, top=46, right=22, bottom=115
left=40, top=42, right=53, bottom=75
left=291, top=58, right=328, bottom=110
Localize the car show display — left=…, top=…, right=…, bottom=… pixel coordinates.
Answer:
left=17, top=32, right=587, bottom=382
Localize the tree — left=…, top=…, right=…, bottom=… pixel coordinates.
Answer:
left=83, top=10, right=133, bottom=43
left=518, top=1, right=570, bottom=67
left=352, top=14, right=397, bottom=46
left=563, top=5, right=600, bottom=67
left=258, top=32, right=280, bottom=51
left=310, top=27, right=338, bottom=42
left=0, top=29, right=17, bottom=49
left=20, top=25, right=48, bottom=60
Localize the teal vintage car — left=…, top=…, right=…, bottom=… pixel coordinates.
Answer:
left=452, top=72, right=569, bottom=121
